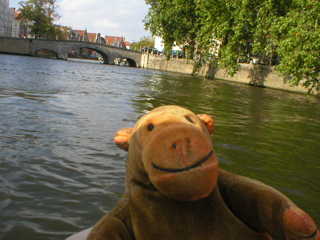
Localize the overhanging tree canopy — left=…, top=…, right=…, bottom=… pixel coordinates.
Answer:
left=144, top=0, right=320, bottom=93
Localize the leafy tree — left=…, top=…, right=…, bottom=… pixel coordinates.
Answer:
left=196, top=0, right=293, bottom=75
left=272, top=0, right=320, bottom=93
left=144, top=0, right=320, bottom=92
left=144, top=0, right=200, bottom=59
left=252, top=0, right=293, bottom=65
left=131, top=36, right=155, bottom=51
left=19, top=0, right=60, bottom=39
left=197, top=0, right=242, bottom=75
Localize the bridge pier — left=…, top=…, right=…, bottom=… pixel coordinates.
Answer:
left=57, top=52, right=68, bottom=60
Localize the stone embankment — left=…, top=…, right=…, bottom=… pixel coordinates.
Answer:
left=0, top=36, right=317, bottom=95
left=141, top=53, right=318, bottom=95
left=0, top=38, right=30, bottom=55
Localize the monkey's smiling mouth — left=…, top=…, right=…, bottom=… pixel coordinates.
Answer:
left=151, top=150, right=214, bottom=173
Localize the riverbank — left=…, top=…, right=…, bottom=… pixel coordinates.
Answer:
left=0, top=35, right=317, bottom=95
left=141, top=53, right=319, bottom=96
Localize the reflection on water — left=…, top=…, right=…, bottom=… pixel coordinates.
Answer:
left=0, top=54, right=319, bottom=239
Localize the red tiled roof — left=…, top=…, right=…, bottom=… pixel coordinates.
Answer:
left=75, top=31, right=130, bottom=45
left=15, top=10, right=22, bottom=20
left=76, top=30, right=85, bottom=36
left=105, top=36, right=116, bottom=45
left=87, top=33, right=96, bottom=42
left=75, top=30, right=98, bottom=43
left=105, top=36, right=125, bottom=46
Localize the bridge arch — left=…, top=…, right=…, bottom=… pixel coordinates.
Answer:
left=126, top=58, right=137, bottom=67
left=32, top=48, right=59, bottom=59
left=67, top=46, right=112, bottom=64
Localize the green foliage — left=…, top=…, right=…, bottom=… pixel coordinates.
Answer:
left=131, top=36, right=155, bottom=51
left=19, top=0, right=60, bottom=39
left=272, top=0, right=320, bottom=93
left=144, top=0, right=200, bottom=58
left=144, top=0, right=320, bottom=93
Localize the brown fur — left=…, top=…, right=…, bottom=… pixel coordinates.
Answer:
left=87, top=105, right=319, bottom=240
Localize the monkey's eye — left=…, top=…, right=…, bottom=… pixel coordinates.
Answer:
left=186, top=116, right=194, bottom=123
left=147, top=123, right=154, bottom=131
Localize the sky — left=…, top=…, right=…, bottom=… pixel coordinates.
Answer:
left=9, top=0, right=151, bottom=42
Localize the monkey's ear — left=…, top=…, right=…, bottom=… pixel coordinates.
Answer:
left=114, top=127, right=133, bottom=151
left=197, top=114, right=215, bottom=135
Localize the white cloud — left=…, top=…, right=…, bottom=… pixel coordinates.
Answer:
left=93, top=19, right=120, bottom=30
left=59, top=0, right=98, bottom=11
left=56, top=0, right=151, bottom=42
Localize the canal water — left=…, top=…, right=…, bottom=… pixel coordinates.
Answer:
left=0, top=54, right=319, bottom=239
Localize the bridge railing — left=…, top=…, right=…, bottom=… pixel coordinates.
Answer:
left=22, top=35, right=142, bottom=53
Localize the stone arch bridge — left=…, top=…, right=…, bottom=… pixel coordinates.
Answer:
left=0, top=37, right=142, bottom=67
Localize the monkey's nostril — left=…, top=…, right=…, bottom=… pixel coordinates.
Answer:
left=173, top=143, right=177, bottom=149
